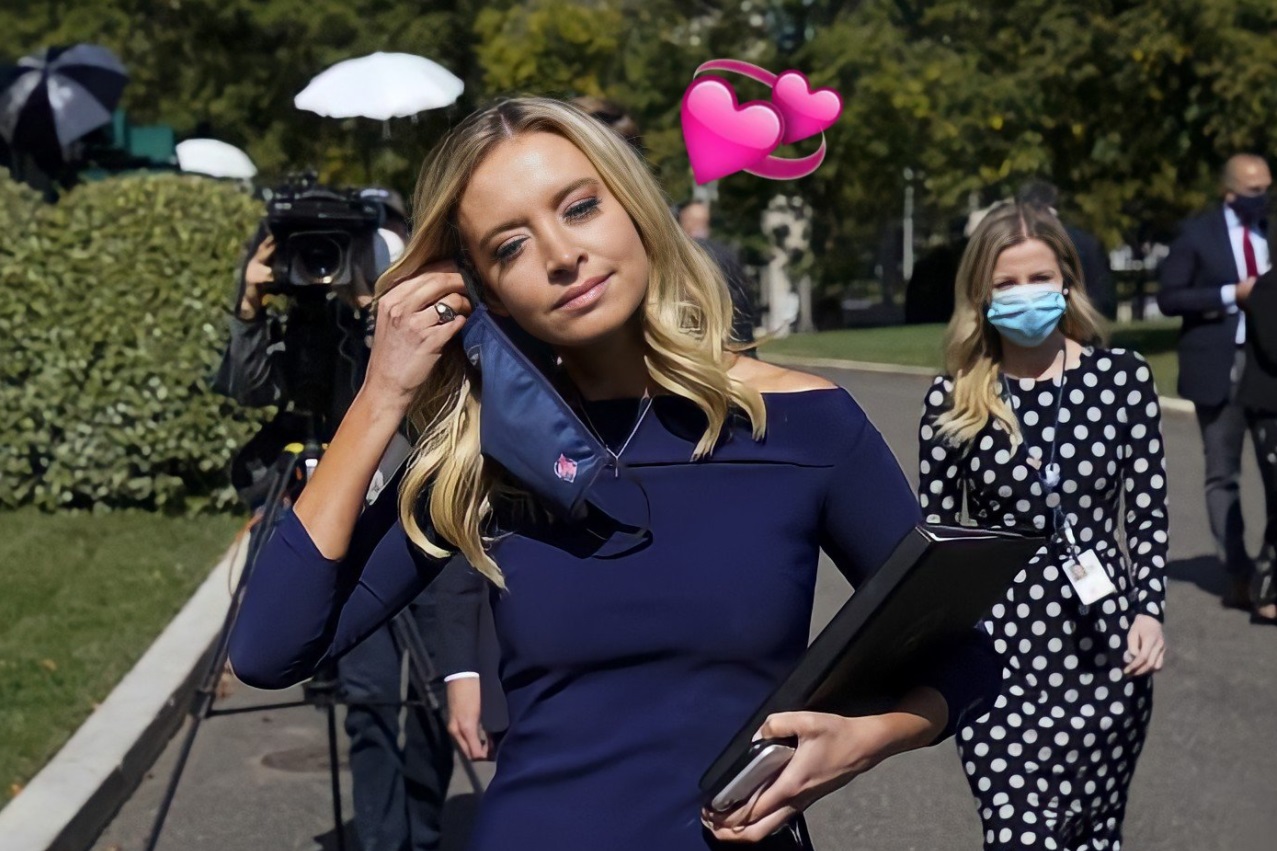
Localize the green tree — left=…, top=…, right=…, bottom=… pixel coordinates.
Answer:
left=789, top=0, right=1277, bottom=293
left=5, top=0, right=1277, bottom=298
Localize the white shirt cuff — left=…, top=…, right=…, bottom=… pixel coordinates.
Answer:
left=1221, top=284, right=1238, bottom=309
left=444, top=671, right=480, bottom=683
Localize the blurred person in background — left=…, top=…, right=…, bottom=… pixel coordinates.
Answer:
left=1158, top=153, right=1271, bottom=614
left=1237, top=264, right=1277, bottom=623
left=569, top=94, right=643, bottom=150
left=905, top=215, right=968, bottom=324
left=1016, top=180, right=1115, bottom=320
left=677, top=199, right=758, bottom=354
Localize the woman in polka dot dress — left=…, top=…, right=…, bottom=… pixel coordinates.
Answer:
left=917, top=204, right=1169, bottom=850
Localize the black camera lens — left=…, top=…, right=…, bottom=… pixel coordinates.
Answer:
left=294, top=234, right=346, bottom=284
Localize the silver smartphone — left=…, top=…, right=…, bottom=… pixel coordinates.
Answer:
left=708, top=737, right=797, bottom=813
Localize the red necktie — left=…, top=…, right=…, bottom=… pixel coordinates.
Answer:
left=1242, top=224, right=1259, bottom=278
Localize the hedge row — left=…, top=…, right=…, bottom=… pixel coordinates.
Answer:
left=0, top=171, right=270, bottom=513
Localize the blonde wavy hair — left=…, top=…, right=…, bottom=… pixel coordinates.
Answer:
left=375, top=96, right=767, bottom=588
left=935, top=202, right=1107, bottom=449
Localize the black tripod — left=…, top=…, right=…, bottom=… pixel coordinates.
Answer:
left=144, top=424, right=483, bottom=851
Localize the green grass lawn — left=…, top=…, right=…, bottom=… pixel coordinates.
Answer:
left=0, top=509, right=243, bottom=801
left=762, top=319, right=1183, bottom=398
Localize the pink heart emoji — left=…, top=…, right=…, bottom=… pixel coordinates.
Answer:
left=681, top=76, right=783, bottom=184
left=771, top=70, right=843, bottom=145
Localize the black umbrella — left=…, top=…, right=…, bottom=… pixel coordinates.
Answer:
left=0, top=44, right=129, bottom=173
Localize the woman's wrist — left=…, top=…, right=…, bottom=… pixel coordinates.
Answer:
left=237, top=294, right=262, bottom=321
left=353, top=378, right=415, bottom=426
left=291, top=386, right=413, bottom=556
left=852, top=687, right=949, bottom=766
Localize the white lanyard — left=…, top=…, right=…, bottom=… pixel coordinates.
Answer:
left=1000, top=348, right=1076, bottom=551
left=1001, top=349, right=1114, bottom=605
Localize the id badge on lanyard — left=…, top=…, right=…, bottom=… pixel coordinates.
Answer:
left=1057, top=512, right=1117, bottom=606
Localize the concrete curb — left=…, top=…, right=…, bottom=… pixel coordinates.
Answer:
left=760, top=352, right=1197, bottom=415
left=0, top=533, right=248, bottom=851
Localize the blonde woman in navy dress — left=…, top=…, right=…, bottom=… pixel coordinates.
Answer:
left=917, top=203, right=1169, bottom=850
left=228, top=97, right=1001, bottom=850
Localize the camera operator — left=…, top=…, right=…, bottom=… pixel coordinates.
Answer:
left=212, top=187, right=483, bottom=851
left=216, top=190, right=391, bottom=416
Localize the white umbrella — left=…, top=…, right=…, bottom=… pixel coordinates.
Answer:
left=176, top=138, right=257, bottom=179
left=294, top=52, right=464, bottom=121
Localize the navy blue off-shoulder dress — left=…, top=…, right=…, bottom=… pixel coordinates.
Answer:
left=229, top=388, right=999, bottom=851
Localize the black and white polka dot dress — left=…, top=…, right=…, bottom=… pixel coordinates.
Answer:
left=917, top=347, right=1169, bottom=851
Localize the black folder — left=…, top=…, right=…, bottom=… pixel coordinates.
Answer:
left=700, top=523, right=1044, bottom=804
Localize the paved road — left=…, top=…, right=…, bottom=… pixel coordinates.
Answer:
left=94, top=368, right=1274, bottom=851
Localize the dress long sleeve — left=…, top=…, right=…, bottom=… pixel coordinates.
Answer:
left=917, top=376, right=964, bottom=526
left=228, top=469, right=451, bottom=689
left=817, top=393, right=924, bottom=585
left=818, top=391, right=999, bottom=743
left=1119, top=352, right=1170, bottom=621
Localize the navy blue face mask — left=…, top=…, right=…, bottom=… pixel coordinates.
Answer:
left=1230, top=192, right=1269, bottom=224
left=453, top=265, right=651, bottom=557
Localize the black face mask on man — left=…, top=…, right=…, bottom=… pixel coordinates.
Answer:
left=1230, top=192, right=1269, bottom=223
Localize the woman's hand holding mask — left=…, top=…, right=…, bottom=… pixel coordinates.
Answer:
left=364, top=260, right=473, bottom=408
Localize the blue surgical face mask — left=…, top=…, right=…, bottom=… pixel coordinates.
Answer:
left=986, top=283, right=1067, bottom=348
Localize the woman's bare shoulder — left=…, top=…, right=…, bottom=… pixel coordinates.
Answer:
left=728, top=356, right=840, bottom=394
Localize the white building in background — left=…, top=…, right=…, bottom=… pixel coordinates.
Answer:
left=1107, top=242, right=1170, bottom=321
left=1109, top=242, right=1169, bottom=272
left=759, top=194, right=813, bottom=335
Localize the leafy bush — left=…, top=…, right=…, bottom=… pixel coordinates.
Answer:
left=0, top=170, right=270, bottom=513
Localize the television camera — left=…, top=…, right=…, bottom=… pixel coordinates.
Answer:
left=263, top=173, right=385, bottom=296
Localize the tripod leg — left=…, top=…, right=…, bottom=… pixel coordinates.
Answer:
left=327, top=702, right=348, bottom=851
left=142, top=696, right=210, bottom=851
left=390, top=614, right=487, bottom=796
left=143, top=565, right=261, bottom=851
left=144, top=453, right=302, bottom=851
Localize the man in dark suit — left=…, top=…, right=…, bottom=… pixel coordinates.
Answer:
left=1017, top=180, right=1116, bottom=319
left=1158, top=153, right=1271, bottom=611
